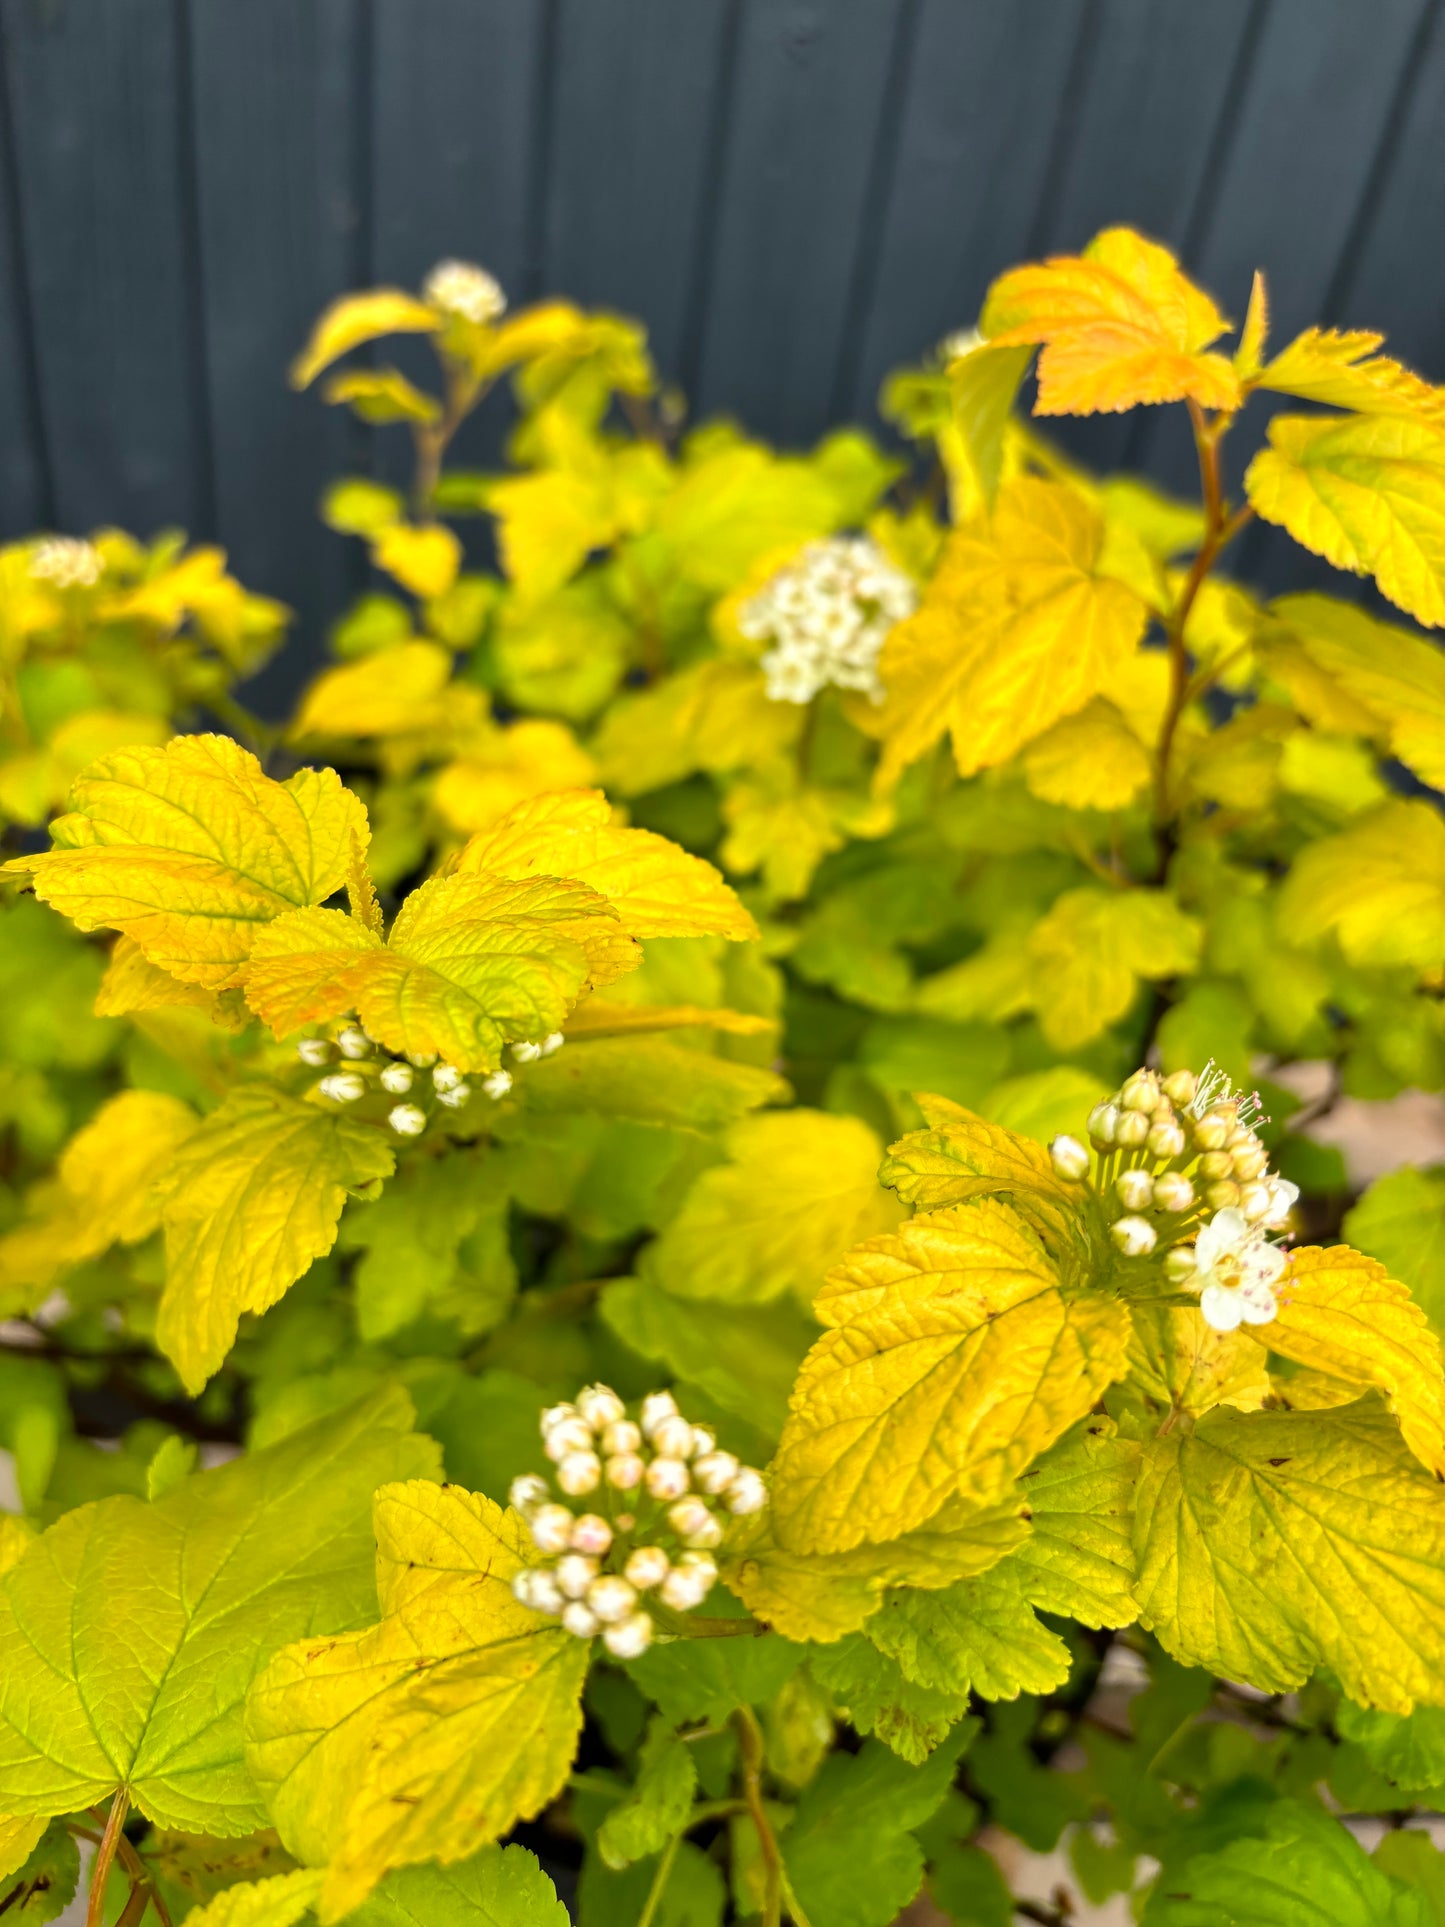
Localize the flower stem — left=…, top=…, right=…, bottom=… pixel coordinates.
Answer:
left=86, top=1790, right=129, bottom=1927
left=735, top=1705, right=782, bottom=1927
left=637, top=1831, right=682, bottom=1927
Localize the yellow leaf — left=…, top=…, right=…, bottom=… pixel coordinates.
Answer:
left=642, top=1110, right=905, bottom=1309
left=431, top=720, right=597, bottom=836
left=1246, top=412, right=1445, bottom=628
left=1255, top=326, right=1445, bottom=426
left=4, top=734, right=369, bottom=990
left=290, top=290, right=439, bottom=388
left=1021, top=697, right=1151, bottom=809
left=291, top=642, right=454, bottom=740
left=1024, top=887, right=1201, bottom=1050
left=721, top=779, right=850, bottom=903
left=55, top=1089, right=199, bottom=1259
left=593, top=658, right=801, bottom=796
left=945, top=340, right=1034, bottom=521
left=488, top=468, right=617, bottom=604
left=370, top=524, right=462, bottom=601
left=1127, top=1302, right=1269, bottom=1418
left=1134, top=1401, right=1445, bottom=1712
left=652, top=443, right=840, bottom=593
left=1260, top=1244, right=1445, bottom=1480
left=156, top=1085, right=395, bottom=1391
left=562, top=1000, right=772, bottom=1039
left=1234, top=269, right=1269, bottom=380
left=770, top=1199, right=1131, bottom=1554
left=178, top=1870, right=324, bottom=1927
left=878, top=1094, right=1082, bottom=1220
left=0, top=1816, right=46, bottom=1885
left=321, top=478, right=403, bottom=536
left=1279, top=798, right=1445, bottom=970
left=321, top=366, right=440, bottom=424
left=111, top=547, right=231, bottom=630
left=981, top=226, right=1240, bottom=417
left=1267, top=593, right=1445, bottom=788
left=245, top=1481, right=587, bottom=1922
left=876, top=478, right=1148, bottom=786
left=456, top=788, right=758, bottom=941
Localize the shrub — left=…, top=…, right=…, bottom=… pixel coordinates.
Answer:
left=1, top=227, right=1443, bottom=1927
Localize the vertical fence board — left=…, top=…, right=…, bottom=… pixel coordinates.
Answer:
left=0, top=0, right=202, bottom=538
left=0, top=78, right=45, bottom=532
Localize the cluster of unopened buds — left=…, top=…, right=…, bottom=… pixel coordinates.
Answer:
left=423, top=258, right=507, bottom=327
left=30, top=535, right=103, bottom=588
left=297, top=1020, right=563, bottom=1136
left=1048, top=1062, right=1300, bottom=1334
left=738, top=535, right=916, bottom=706
left=508, top=1385, right=768, bottom=1659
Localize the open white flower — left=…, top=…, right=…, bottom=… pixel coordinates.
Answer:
left=1193, top=1207, right=1287, bottom=1332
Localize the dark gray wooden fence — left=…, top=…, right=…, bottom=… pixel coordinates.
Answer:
left=2, top=0, right=1444, bottom=704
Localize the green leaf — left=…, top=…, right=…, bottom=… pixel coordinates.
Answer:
left=625, top=1620, right=805, bottom=1727
left=966, top=1698, right=1089, bottom=1854
left=0, top=1388, right=434, bottom=1832
left=1280, top=798, right=1445, bottom=971
left=809, top=1636, right=974, bottom=1764
left=1344, top=1167, right=1445, bottom=1330
left=1133, top=1400, right=1445, bottom=1712
left=0, top=1821, right=78, bottom=1924
left=343, top=1845, right=569, bottom=1927
left=182, top=1869, right=324, bottom=1927
left=782, top=1728, right=974, bottom=1927
left=596, top=1717, right=697, bottom=1870
left=156, top=1085, right=396, bottom=1392
left=340, top=1153, right=514, bottom=1341
left=1374, top=1833, right=1445, bottom=1926
left=577, top=1836, right=723, bottom=1927
left=521, top=1035, right=786, bottom=1132
left=864, top=1563, right=1073, bottom=1704
left=1335, top=1699, right=1445, bottom=1794
left=1146, top=1798, right=1433, bottom=1925
left=1010, top=1424, right=1140, bottom=1629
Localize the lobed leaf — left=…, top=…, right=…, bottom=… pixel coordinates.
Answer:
left=1279, top=797, right=1445, bottom=970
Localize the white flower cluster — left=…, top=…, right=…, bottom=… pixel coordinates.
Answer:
left=509, top=1384, right=767, bottom=1659
left=737, top=536, right=916, bottom=706
left=29, top=536, right=103, bottom=588
left=423, top=259, right=507, bottom=328
left=298, top=1021, right=562, bottom=1136
left=1049, top=1061, right=1299, bottom=1333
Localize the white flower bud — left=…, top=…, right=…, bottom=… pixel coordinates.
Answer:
left=1088, top=1102, right=1121, bottom=1146
left=512, top=1568, right=563, bottom=1615
left=587, top=1575, right=637, bottom=1624
left=435, top=1082, right=471, bottom=1109
left=318, top=1072, right=366, bottom=1103
left=1111, top=1215, right=1157, bottom=1257
left=337, top=1027, right=371, bottom=1060
left=511, top=1040, right=543, bottom=1064
left=726, top=1468, right=768, bottom=1516
left=424, top=259, right=507, bottom=326
left=651, top=1414, right=695, bottom=1460
left=544, top=1416, right=595, bottom=1460
left=406, top=1051, right=437, bottom=1068
left=541, top=1402, right=577, bottom=1430
left=624, top=1546, right=671, bottom=1590
left=678, top=1550, right=717, bottom=1584
left=556, top=1451, right=601, bottom=1496
left=508, top=1473, right=549, bottom=1513
left=530, top=1504, right=574, bottom=1554
left=1206, top=1180, right=1241, bottom=1212
left=1049, top=1134, right=1090, bottom=1181
left=640, top=1391, right=679, bottom=1437
left=539, top=1032, right=565, bottom=1056
left=481, top=1070, right=513, bottom=1100
left=693, top=1451, right=741, bottom=1496
left=432, top=1063, right=463, bottom=1092
left=388, top=1102, right=427, bottom=1137
left=577, top=1384, right=626, bottom=1431
left=1193, top=1114, right=1230, bottom=1151
left=1147, top=1120, right=1186, bottom=1159
left=1121, top=1072, right=1160, bottom=1113
left=1237, top=1180, right=1273, bottom=1222
left=667, top=1496, right=714, bottom=1539
left=1116, top=1111, right=1151, bottom=1148
left=1115, top=1167, right=1154, bottom=1211
left=646, top=1457, right=690, bottom=1500
left=690, top=1426, right=716, bottom=1458
left=561, top=1600, right=599, bottom=1639
left=606, top=1453, right=645, bottom=1491
left=1164, top=1246, right=1199, bottom=1285
left=296, top=1038, right=331, bottom=1066
left=603, top=1610, right=654, bottom=1658
left=569, top=1514, right=613, bottom=1556
left=379, top=1061, right=413, bottom=1093
left=1162, top=1069, right=1198, bottom=1107
left=1152, top=1172, right=1195, bottom=1213
left=660, top=1564, right=713, bottom=1611
left=555, top=1553, right=598, bottom=1599
left=602, top=1419, right=642, bottom=1455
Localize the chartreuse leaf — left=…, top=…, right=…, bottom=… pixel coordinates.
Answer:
left=1344, top=1167, right=1445, bottom=1326
left=3, top=735, right=370, bottom=989
left=1010, top=1424, right=1140, bottom=1628
left=781, top=1725, right=976, bottom=1927
left=981, top=225, right=1240, bottom=416
left=181, top=1869, right=324, bottom=1927
left=1127, top=1302, right=1270, bottom=1419
left=1133, top=1401, right=1445, bottom=1712
left=865, top=1562, right=1072, bottom=1703
left=155, top=1085, right=395, bottom=1392
left=1021, top=696, right=1152, bottom=809
left=518, top=1036, right=786, bottom=1132
left=1280, top=799, right=1445, bottom=970
left=342, top=1846, right=569, bottom=1927
left=0, top=1817, right=46, bottom=1885
left=1336, top=1699, right=1445, bottom=1793
left=596, top=1717, right=696, bottom=1870
left=0, top=1389, right=433, bottom=1833
left=322, top=366, right=440, bottom=425
left=1256, top=326, right=1445, bottom=425
left=1024, top=886, right=1202, bottom=1050
left=290, top=289, right=439, bottom=388
left=1146, top=1798, right=1433, bottom=1926
left=1245, top=412, right=1445, bottom=628
left=0, top=1820, right=77, bottom=1923
left=1258, top=1244, right=1445, bottom=1479
left=244, top=1481, right=588, bottom=1923
left=455, top=788, right=758, bottom=941
left=810, top=1635, right=973, bottom=1764
left=770, top=1199, right=1131, bottom=1554
left=878, top=1093, right=1084, bottom=1220
left=291, top=642, right=456, bottom=740
left=876, top=477, right=1148, bottom=786
left=1374, top=1833, right=1445, bottom=1924
left=642, top=1110, right=904, bottom=1308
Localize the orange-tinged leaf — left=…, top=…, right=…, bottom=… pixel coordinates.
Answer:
left=770, top=1199, right=1131, bottom=1554
left=1246, top=411, right=1445, bottom=628
left=1255, top=326, right=1445, bottom=426
left=290, top=290, right=439, bottom=388
left=456, top=788, right=758, bottom=940
left=981, top=226, right=1240, bottom=416
left=1262, top=1244, right=1445, bottom=1480
left=3, top=735, right=369, bottom=990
